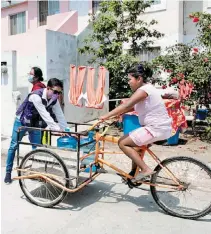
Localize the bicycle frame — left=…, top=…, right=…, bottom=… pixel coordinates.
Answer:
left=80, top=127, right=183, bottom=191
left=13, top=121, right=184, bottom=192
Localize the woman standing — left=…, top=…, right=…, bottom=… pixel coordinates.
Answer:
left=28, top=67, right=46, bottom=91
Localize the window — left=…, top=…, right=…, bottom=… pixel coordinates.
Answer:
left=151, top=0, right=161, bottom=5
left=144, top=0, right=161, bottom=5
left=138, top=47, right=161, bottom=62
left=127, top=47, right=160, bottom=62
left=48, top=0, right=60, bottom=15
left=39, top=1, right=48, bottom=26
left=145, top=0, right=166, bottom=12
left=92, top=0, right=101, bottom=15
left=38, top=0, right=60, bottom=26
left=10, top=12, right=26, bottom=35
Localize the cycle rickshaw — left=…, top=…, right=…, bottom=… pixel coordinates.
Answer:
left=13, top=119, right=211, bottom=220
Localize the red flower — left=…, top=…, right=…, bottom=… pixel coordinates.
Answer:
left=172, top=77, right=178, bottom=83
left=193, top=17, right=199, bottom=23
left=189, top=14, right=194, bottom=18
left=193, top=47, right=198, bottom=52
left=178, top=73, right=184, bottom=78
left=166, top=69, right=172, bottom=73
left=204, top=58, right=208, bottom=62
left=162, top=85, right=167, bottom=89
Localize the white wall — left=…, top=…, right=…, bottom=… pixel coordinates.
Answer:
left=203, top=0, right=211, bottom=13
left=69, top=0, right=90, bottom=16
left=183, top=0, right=203, bottom=44
left=134, top=0, right=182, bottom=51
left=2, top=27, right=48, bottom=100
left=1, top=51, right=18, bottom=136
left=123, top=0, right=209, bottom=53
left=46, top=29, right=109, bottom=123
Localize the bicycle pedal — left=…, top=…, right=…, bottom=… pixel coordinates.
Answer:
left=134, top=178, right=150, bottom=184
left=121, top=178, right=128, bottom=184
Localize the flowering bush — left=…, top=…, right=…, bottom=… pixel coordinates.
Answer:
left=152, top=12, right=211, bottom=106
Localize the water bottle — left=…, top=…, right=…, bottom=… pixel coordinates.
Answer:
left=57, top=127, right=77, bottom=150
left=80, top=131, right=96, bottom=153
left=80, top=131, right=98, bottom=172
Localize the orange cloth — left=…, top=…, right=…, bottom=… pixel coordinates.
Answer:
left=68, top=65, right=86, bottom=107
left=83, top=66, right=107, bottom=109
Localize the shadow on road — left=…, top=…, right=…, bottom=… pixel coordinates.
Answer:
left=53, top=180, right=165, bottom=214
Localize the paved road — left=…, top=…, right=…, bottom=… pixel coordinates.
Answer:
left=1, top=168, right=210, bottom=234
left=2, top=134, right=211, bottom=234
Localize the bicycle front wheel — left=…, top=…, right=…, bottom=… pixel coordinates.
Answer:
left=150, top=156, right=211, bottom=219
left=19, top=149, right=70, bottom=208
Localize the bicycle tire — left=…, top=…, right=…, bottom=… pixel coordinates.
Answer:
left=150, top=156, right=211, bottom=219
left=19, top=149, right=70, bottom=208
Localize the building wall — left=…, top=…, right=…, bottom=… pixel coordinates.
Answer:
left=46, top=29, right=109, bottom=123
left=136, top=0, right=182, bottom=51
left=28, top=0, right=38, bottom=30
left=69, top=0, right=91, bottom=16
left=1, top=1, right=28, bottom=36
left=60, top=0, right=70, bottom=13
left=183, top=0, right=203, bottom=44
left=123, top=0, right=209, bottom=53
left=52, top=11, right=78, bottom=35
left=203, top=0, right=211, bottom=13
left=1, top=1, right=79, bottom=99
left=122, top=0, right=181, bottom=52
left=1, top=51, right=18, bottom=136
left=2, top=25, right=47, bottom=99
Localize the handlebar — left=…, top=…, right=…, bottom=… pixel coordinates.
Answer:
left=88, top=116, right=119, bottom=132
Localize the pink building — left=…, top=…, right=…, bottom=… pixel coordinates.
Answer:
left=1, top=0, right=97, bottom=87
left=1, top=1, right=108, bottom=134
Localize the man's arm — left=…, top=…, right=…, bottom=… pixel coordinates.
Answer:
left=52, top=100, right=68, bottom=130
left=29, top=94, right=60, bottom=131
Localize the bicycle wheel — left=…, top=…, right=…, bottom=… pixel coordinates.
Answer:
left=150, top=156, right=211, bottom=219
left=18, top=149, right=70, bottom=208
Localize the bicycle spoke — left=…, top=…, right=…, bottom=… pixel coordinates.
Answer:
left=19, top=150, right=69, bottom=207
left=151, top=157, right=211, bottom=219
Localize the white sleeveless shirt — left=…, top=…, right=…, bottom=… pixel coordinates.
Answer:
left=134, top=84, right=172, bottom=138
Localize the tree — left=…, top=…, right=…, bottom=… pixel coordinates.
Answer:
left=152, top=43, right=211, bottom=105
left=189, top=12, right=211, bottom=50
left=152, top=12, right=211, bottom=106
left=79, top=0, right=164, bottom=100
left=152, top=12, right=211, bottom=140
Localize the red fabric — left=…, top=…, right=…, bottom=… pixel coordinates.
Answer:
left=31, top=81, right=46, bottom=91
left=164, top=99, right=187, bottom=134
left=178, top=80, right=194, bottom=100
